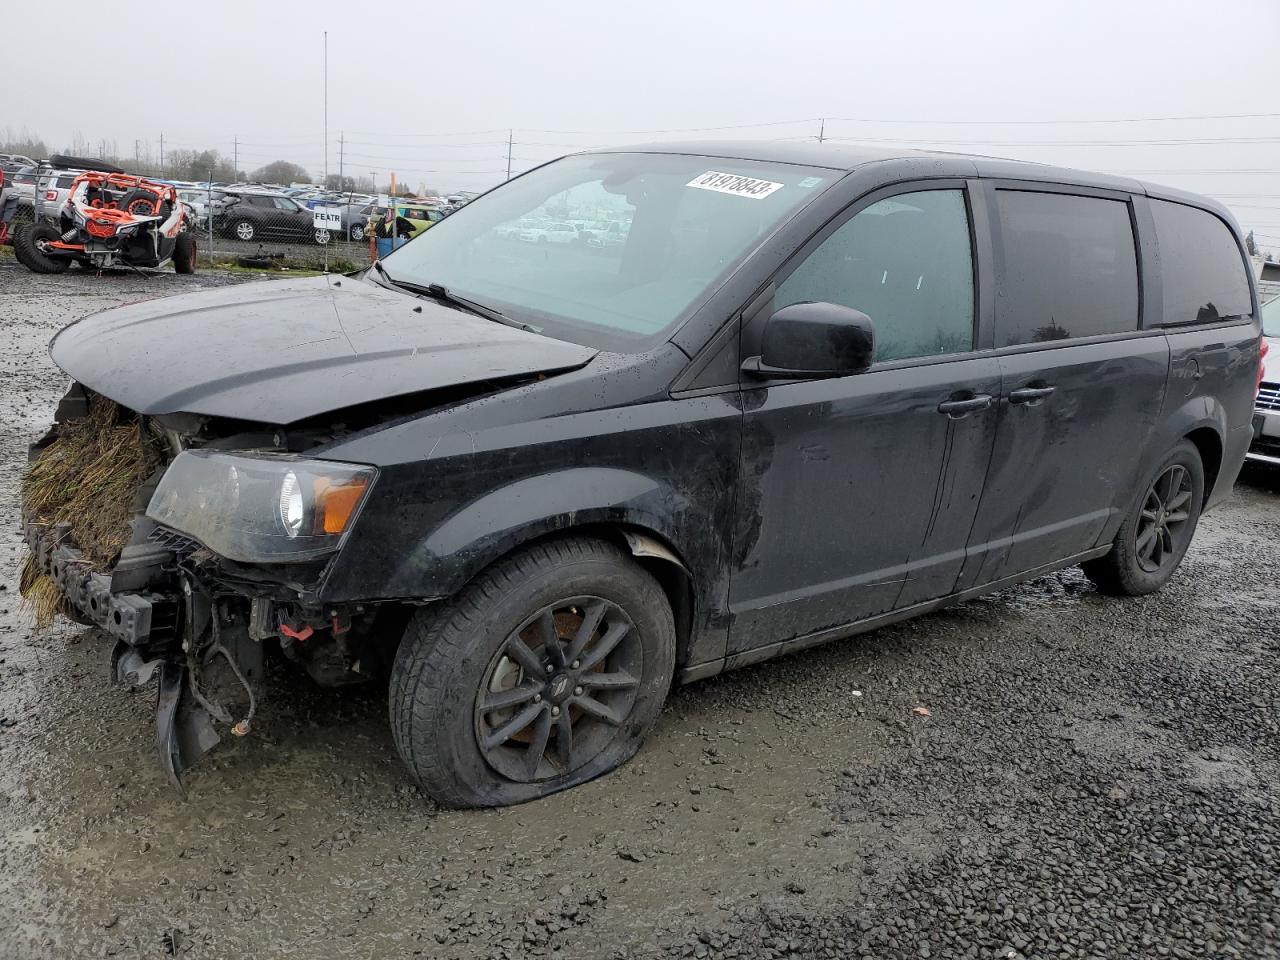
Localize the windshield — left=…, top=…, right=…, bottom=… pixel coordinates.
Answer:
left=1263, top=294, right=1280, bottom=338
left=376, top=152, right=837, bottom=350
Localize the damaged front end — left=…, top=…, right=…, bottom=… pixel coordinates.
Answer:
left=21, top=383, right=386, bottom=792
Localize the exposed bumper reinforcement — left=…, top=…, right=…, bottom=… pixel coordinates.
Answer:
left=25, top=521, right=174, bottom=644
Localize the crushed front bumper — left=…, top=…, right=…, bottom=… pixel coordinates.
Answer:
left=24, top=520, right=243, bottom=792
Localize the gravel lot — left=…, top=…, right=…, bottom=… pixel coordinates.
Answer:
left=1, top=260, right=1277, bottom=959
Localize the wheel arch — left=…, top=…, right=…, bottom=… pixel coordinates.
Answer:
left=1183, top=425, right=1223, bottom=506
left=442, top=521, right=698, bottom=673
left=1150, top=394, right=1230, bottom=507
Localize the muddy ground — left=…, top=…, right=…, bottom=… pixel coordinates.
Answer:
left=0, top=261, right=1277, bottom=960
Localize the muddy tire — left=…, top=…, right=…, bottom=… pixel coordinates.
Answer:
left=173, top=232, right=197, bottom=274
left=14, top=223, right=70, bottom=274
left=389, top=536, right=675, bottom=808
left=1082, top=440, right=1204, bottom=596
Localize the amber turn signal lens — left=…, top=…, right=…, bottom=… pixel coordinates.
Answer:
left=314, top=476, right=370, bottom=535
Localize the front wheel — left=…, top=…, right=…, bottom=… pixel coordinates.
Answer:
left=1081, top=440, right=1204, bottom=596
left=232, top=219, right=255, bottom=242
left=14, top=223, right=70, bottom=274
left=389, top=536, right=675, bottom=808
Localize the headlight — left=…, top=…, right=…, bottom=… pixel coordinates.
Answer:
left=146, top=451, right=376, bottom=563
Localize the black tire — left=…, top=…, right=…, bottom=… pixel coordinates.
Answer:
left=14, top=223, right=69, bottom=274
left=1081, top=440, right=1205, bottom=596
left=390, top=536, right=675, bottom=808
left=173, top=232, right=197, bottom=274
left=231, top=219, right=255, bottom=242
left=349, top=223, right=366, bottom=242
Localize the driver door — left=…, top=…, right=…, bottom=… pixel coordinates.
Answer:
left=728, top=183, right=1001, bottom=655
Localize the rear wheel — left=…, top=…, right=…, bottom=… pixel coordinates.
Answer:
left=173, top=232, right=197, bottom=274
left=314, top=228, right=331, bottom=245
left=349, top=223, right=366, bottom=242
left=14, top=223, right=70, bottom=274
left=389, top=536, right=675, bottom=808
left=1082, top=440, right=1204, bottom=596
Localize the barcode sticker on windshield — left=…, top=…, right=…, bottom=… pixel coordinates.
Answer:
left=687, top=171, right=784, bottom=200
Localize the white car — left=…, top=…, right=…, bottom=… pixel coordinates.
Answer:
left=519, top=221, right=579, bottom=244
left=1249, top=295, right=1280, bottom=465
left=587, top=220, right=630, bottom=249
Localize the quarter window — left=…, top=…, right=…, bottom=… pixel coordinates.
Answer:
left=1150, top=200, right=1251, bottom=324
left=994, top=190, right=1138, bottom=347
left=777, top=189, right=975, bottom=362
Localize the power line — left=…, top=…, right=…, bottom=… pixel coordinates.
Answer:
left=824, top=111, right=1280, bottom=126
left=823, top=134, right=1280, bottom=147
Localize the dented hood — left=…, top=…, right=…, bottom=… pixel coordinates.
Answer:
left=49, top=275, right=597, bottom=424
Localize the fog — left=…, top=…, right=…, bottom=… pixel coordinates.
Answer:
left=6, top=0, right=1280, bottom=247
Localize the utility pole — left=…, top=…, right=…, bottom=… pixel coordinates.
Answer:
left=506, top=129, right=513, bottom=180
left=134, top=139, right=140, bottom=167
left=159, top=132, right=165, bottom=176
left=233, top=137, right=239, bottom=179
left=323, top=30, right=329, bottom=186
left=338, top=132, right=344, bottom=188
left=817, top=118, right=825, bottom=144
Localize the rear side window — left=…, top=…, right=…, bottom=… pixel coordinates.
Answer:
left=994, top=190, right=1138, bottom=347
left=777, top=189, right=975, bottom=362
left=1150, top=200, right=1252, bottom=324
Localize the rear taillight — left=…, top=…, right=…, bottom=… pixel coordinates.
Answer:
left=44, top=190, right=56, bottom=201
left=1261, top=336, right=1270, bottom=396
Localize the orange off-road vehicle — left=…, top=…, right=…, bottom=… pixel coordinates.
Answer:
left=15, top=159, right=196, bottom=275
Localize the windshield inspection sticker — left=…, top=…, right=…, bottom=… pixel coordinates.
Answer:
left=687, top=171, right=784, bottom=200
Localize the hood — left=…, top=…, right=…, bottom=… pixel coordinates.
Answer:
left=50, top=276, right=597, bottom=424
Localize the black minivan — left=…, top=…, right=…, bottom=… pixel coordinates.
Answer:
left=25, top=143, right=1263, bottom=807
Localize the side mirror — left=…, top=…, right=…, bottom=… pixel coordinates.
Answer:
left=742, top=301, right=875, bottom=380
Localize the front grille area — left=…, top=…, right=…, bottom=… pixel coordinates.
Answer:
left=1259, top=382, right=1280, bottom=413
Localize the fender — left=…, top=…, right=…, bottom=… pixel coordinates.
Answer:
left=408, top=466, right=690, bottom=592
left=320, top=466, right=696, bottom=603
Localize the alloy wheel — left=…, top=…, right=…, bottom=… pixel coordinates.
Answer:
left=474, top=597, right=642, bottom=783
left=1135, top=463, right=1194, bottom=573
left=235, top=221, right=254, bottom=241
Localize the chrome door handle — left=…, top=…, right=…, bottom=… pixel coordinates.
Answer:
left=1009, top=385, right=1056, bottom=405
left=937, top=394, right=994, bottom=418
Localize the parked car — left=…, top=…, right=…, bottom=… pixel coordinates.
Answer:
left=0, top=152, right=35, bottom=167
left=215, top=191, right=331, bottom=244
left=364, top=202, right=446, bottom=241
left=23, top=144, right=1262, bottom=808
left=519, top=220, right=579, bottom=244
left=1248, top=295, right=1279, bottom=465
left=176, top=189, right=229, bottom=228
left=587, top=220, right=629, bottom=249
left=35, top=170, right=85, bottom=219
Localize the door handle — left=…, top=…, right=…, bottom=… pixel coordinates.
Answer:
left=937, top=394, right=994, bottom=418
left=1009, top=385, right=1056, bottom=405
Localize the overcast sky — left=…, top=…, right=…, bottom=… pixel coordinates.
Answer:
left=7, top=0, right=1280, bottom=249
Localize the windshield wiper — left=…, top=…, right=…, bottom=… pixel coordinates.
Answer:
left=369, top=263, right=536, bottom=333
